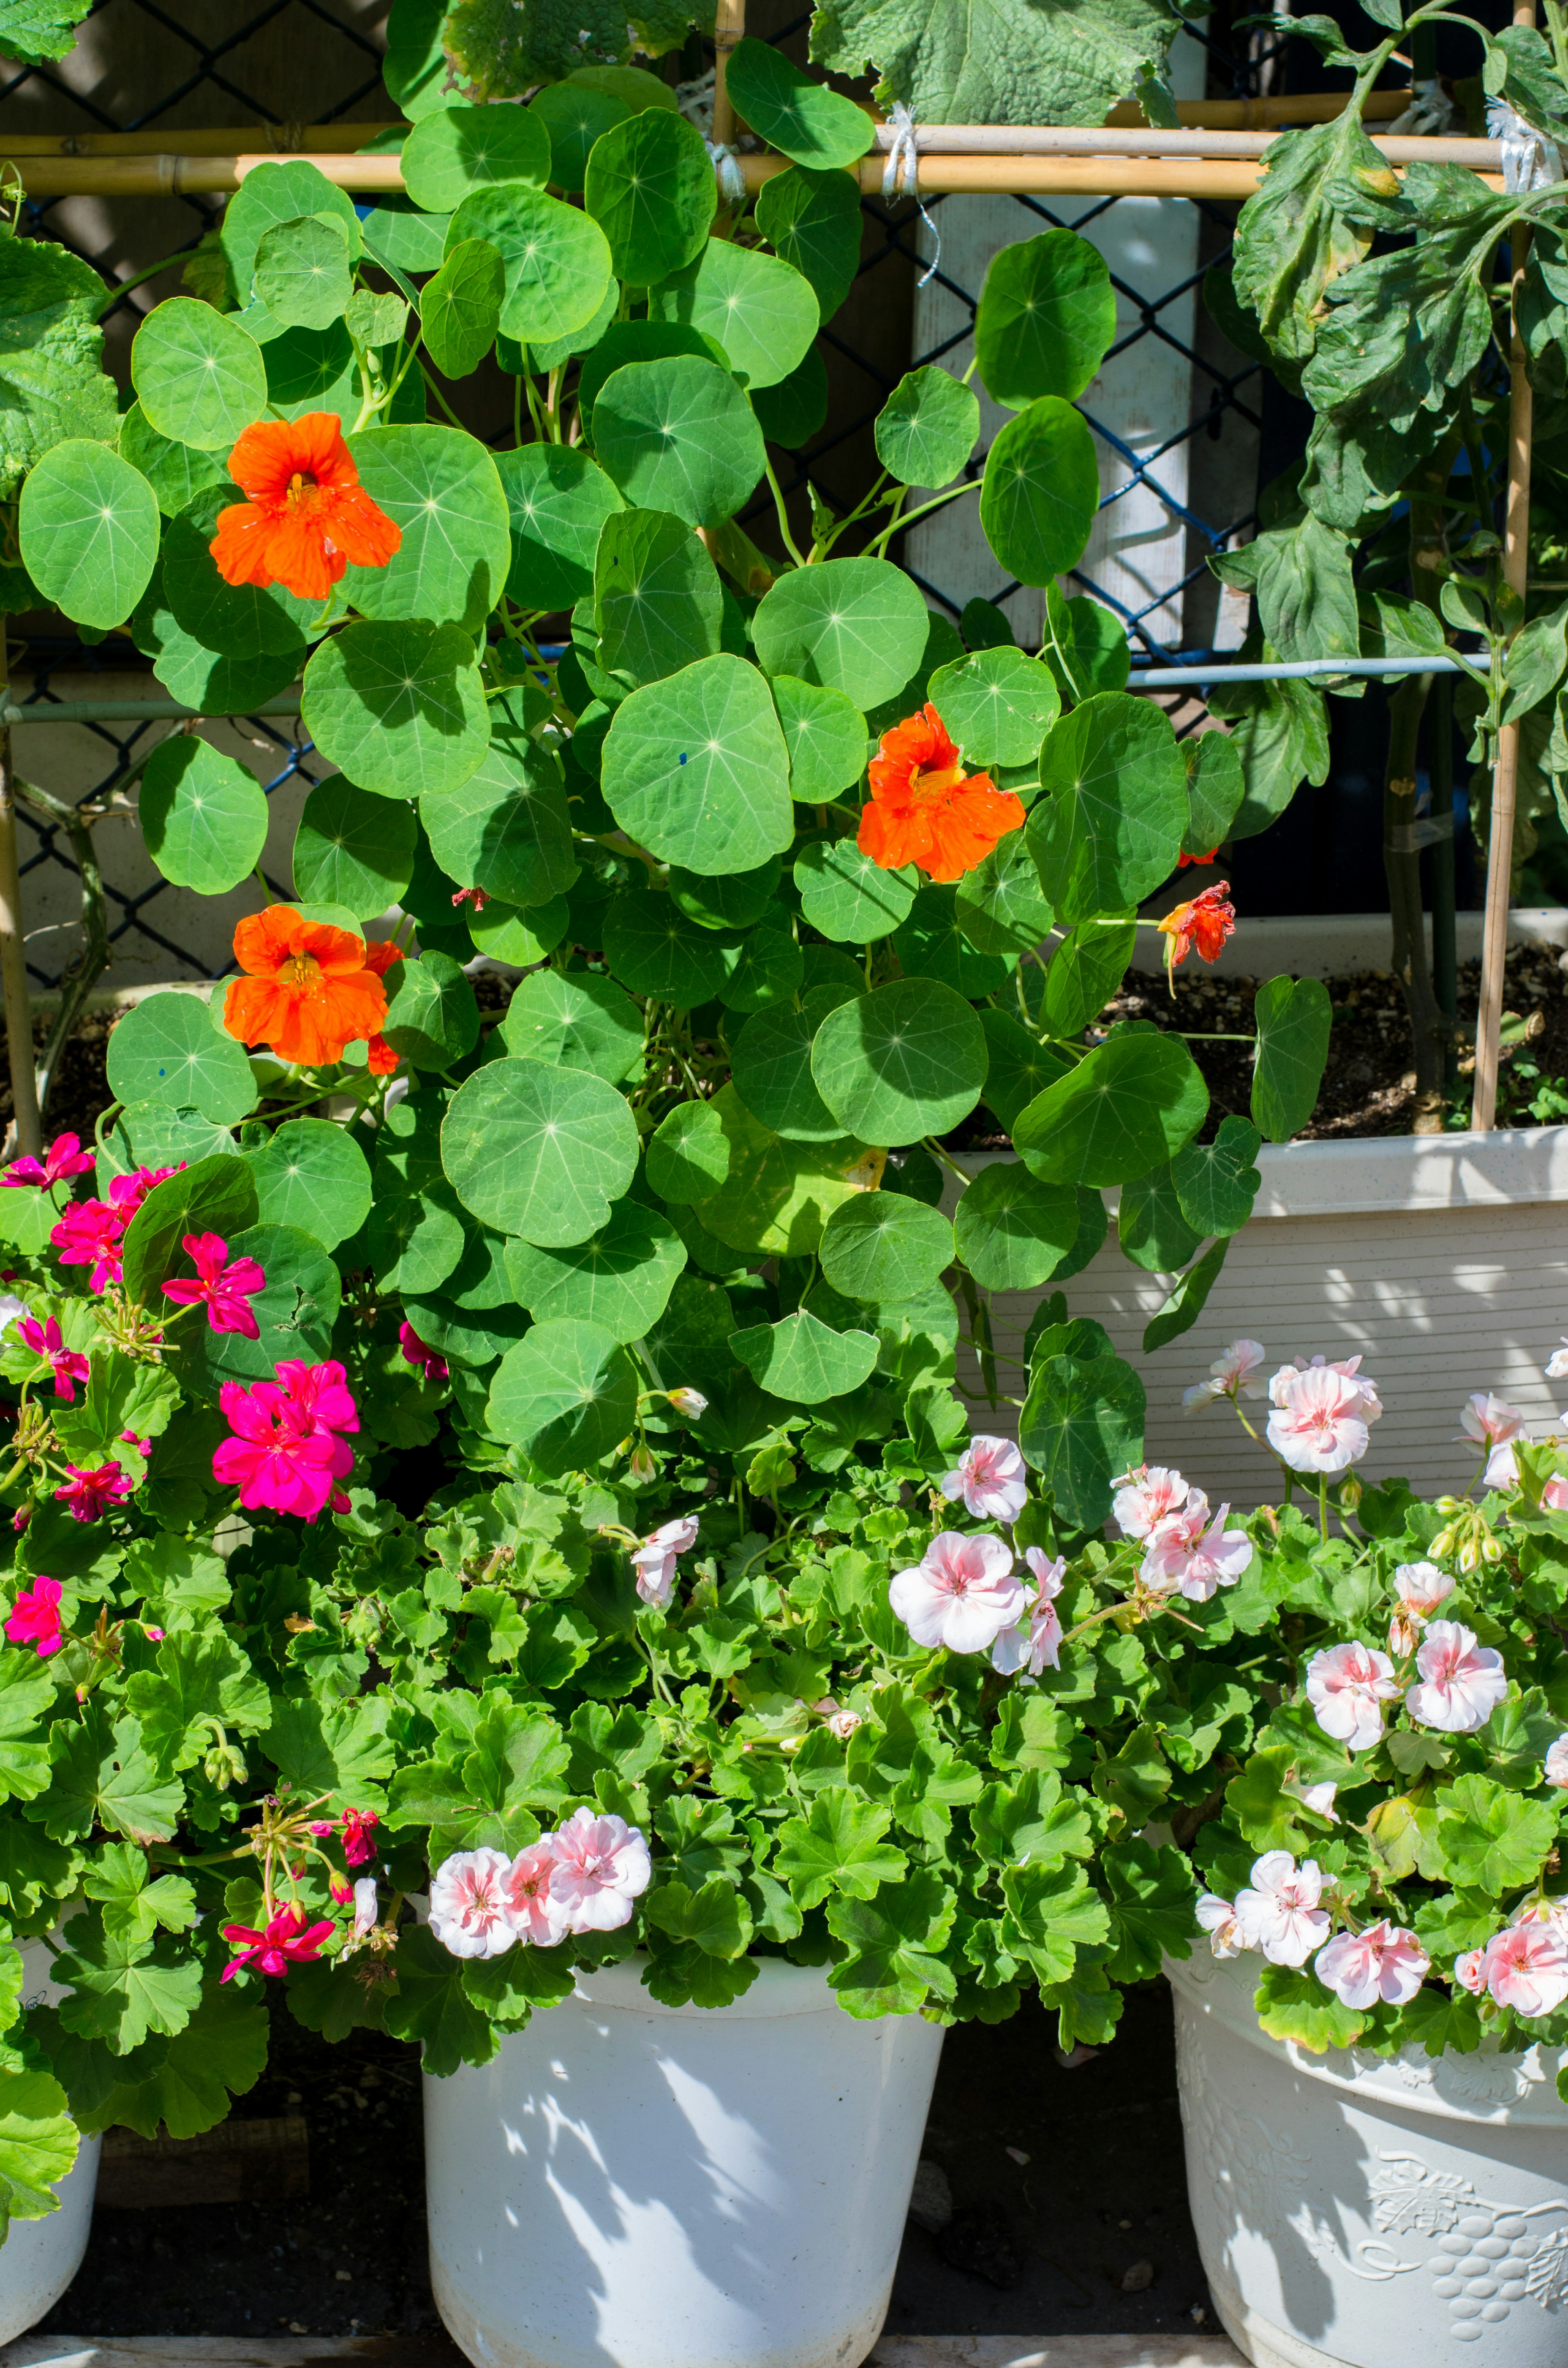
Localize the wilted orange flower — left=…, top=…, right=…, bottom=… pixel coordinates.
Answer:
left=1157, top=880, right=1236, bottom=976
left=224, top=906, right=389, bottom=1068
left=1176, top=847, right=1218, bottom=868
left=362, top=938, right=404, bottom=1076
left=858, top=703, right=1025, bottom=883
left=209, top=413, right=401, bottom=602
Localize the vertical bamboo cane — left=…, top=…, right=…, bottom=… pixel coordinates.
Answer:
left=1472, top=1, right=1539, bottom=1132
left=710, top=0, right=747, bottom=148
left=0, top=622, right=40, bottom=1164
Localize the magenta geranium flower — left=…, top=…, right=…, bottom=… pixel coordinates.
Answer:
left=212, top=1384, right=346, bottom=1523
left=17, top=1315, right=90, bottom=1402
left=161, top=1231, right=267, bottom=1338
left=888, top=1530, right=1024, bottom=1655
left=1, top=1133, right=94, bottom=1189
left=398, top=1320, right=448, bottom=1382
left=220, top=1903, right=335, bottom=1982
left=339, top=1806, right=379, bottom=1866
left=4, top=1576, right=62, bottom=1656
left=49, top=1200, right=128, bottom=1293
left=548, top=1809, right=651, bottom=1935
left=274, top=1358, right=359, bottom=1438
left=107, top=1162, right=183, bottom=1217
left=54, top=1461, right=134, bottom=1522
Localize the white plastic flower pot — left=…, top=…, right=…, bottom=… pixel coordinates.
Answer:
left=423, top=1953, right=944, bottom=2368
left=1168, top=1944, right=1568, bottom=2367
left=0, top=1936, right=100, bottom=2342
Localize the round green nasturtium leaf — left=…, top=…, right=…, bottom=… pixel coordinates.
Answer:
left=669, top=856, right=781, bottom=932
left=1027, top=692, right=1187, bottom=927
left=1039, top=918, right=1136, bottom=1038
left=820, top=1191, right=953, bottom=1303
left=893, top=884, right=1012, bottom=999
left=339, top=425, right=511, bottom=638
left=979, top=397, right=1100, bottom=588
left=1013, top=1031, right=1210, bottom=1190
left=929, top=647, right=1060, bottom=768
left=487, top=1318, right=640, bottom=1476
left=442, top=1057, right=641, bottom=1246
left=953, top=1163, right=1080, bottom=1292
left=504, top=1201, right=685, bottom=1343
left=751, top=346, right=830, bottom=449
left=953, top=835, right=1054, bottom=961
left=650, top=240, right=819, bottom=391
left=647, top=1099, right=733, bottom=1202
left=419, top=237, right=506, bottom=380
left=601, top=890, right=730, bottom=1003
left=696, top=1085, right=876, bottom=1256
left=730, top=1005, right=842, bottom=1142
left=382, top=949, right=481, bottom=1070
left=1118, top=1162, right=1202, bottom=1276
left=1183, top=729, right=1247, bottom=858
left=420, top=733, right=578, bottom=909
left=303, top=620, right=490, bottom=802
left=435, top=1223, right=514, bottom=1313
left=20, top=441, right=160, bottom=629
left=976, top=230, right=1117, bottom=410
left=494, top=442, right=623, bottom=613
left=1170, top=1114, right=1263, bottom=1239
left=129, top=298, right=267, bottom=454
left=593, top=508, right=722, bottom=687
left=103, top=1103, right=236, bottom=1186
left=467, top=897, right=569, bottom=965
left=253, top=215, right=353, bottom=333
left=772, top=677, right=867, bottom=804
left=576, top=319, right=730, bottom=437
left=245, top=1116, right=372, bottom=1249
left=754, top=165, right=862, bottom=321
left=602, top=655, right=794, bottom=877
left=529, top=80, right=630, bottom=192
left=292, top=774, right=416, bottom=919
left=583, top=108, right=715, bottom=287
left=262, top=319, right=358, bottom=419
left=139, top=737, right=270, bottom=895
left=105, top=992, right=256, bottom=1126
left=874, top=366, right=980, bottom=489
left=133, top=565, right=301, bottom=717
left=118, top=403, right=228, bottom=519
left=402, top=102, right=552, bottom=210
left=499, top=970, right=644, bottom=1084
left=812, top=975, right=987, bottom=1145
left=219, top=158, right=360, bottom=308
left=403, top=1287, right=530, bottom=1368
left=724, top=36, right=873, bottom=169
left=516, top=276, right=618, bottom=375
left=1252, top=976, right=1332, bottom=1144
left=1043, top=586, right=1130, bottom=703
left=978, top=1008, right=1072, bottom=1132
left=731, top=1308, right=878, bottom=1405
left=795, top=839, right=916, bottom=943
left=568, top=62, right=677, bottom=111
left=361, top=202, right=452, bottom=276
left=753, top=557, right=930, bottom=707
left=445, top=184, right=613, bottom=349
left=158, top=488, right=308, bottom=669
left=592, top=358, right=766, bottom=530
left=717, top=926, right=803, bottom=1015
left=185, top=1221, right=341, bottom=1392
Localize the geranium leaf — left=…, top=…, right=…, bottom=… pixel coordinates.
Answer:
left=774, top=1793, right=906, bottom=1909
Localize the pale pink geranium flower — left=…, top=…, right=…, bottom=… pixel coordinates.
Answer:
left=548, top=1810, right=651, bottom=1934
left=630, top=1514, right=699, bottom=1608
left=1234, top=1851, right=1332, bottom=1967
left=1459, top=1391, right=1527, bottom=1488
left=1283, top=1772, right=1340, bottom=1823
left=1547, top=1340, right=1568, bottom=1382
left=1314, top=1920, right=1430, bottom=2011
left=889, top=1530, right=1025, bottom=1654
left=4, top=1576, right=62, bottom=1657
left=1545, top=1735, right=1568, bottom=1788
left=17, top=1315, right=89, bottom=1402
left=1454, top=1947, right=1489, bottom=1996
left=1389, top=1560, right=1455, bottom=1657
left=941, top=1434, right=1028, bottom=1523
left=429, top=1847, right=518, bottom=1958
left=812, top=1697, right=863, bottom=1740
left=162, top=1233, right=267, bottom=1338
left=1304, top=1641, right=1403, bottom=1751
left=1111, top=1465, right=1188, bottom=1541
left=1481, top=1922, right=1568, bottom=2017
left=1196, top=1893, right=1245, bottom=1958
left=665, top=1387, right=708, bottom=1419
left=1543, top=1473, right=1568, bottom=1513
left=1139, top=1491, right=1251, bottom=1601
left=1181, top=1338, right=1267, bottom=1412
left=1271, top=1353, right=1383, bottom=1424
left=352, top=1878, right=379, bottom=1940
left=991, top=1547, right=1065, bottom=1677
left=501, top=1840, right=568, bottom=1946
left=1405, top=1620, right=1508, bottom=1734
left=1267, top=1365, right=1372, bottom=1475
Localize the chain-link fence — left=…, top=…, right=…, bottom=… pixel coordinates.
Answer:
left=3, top=0, right=1292, bottom=995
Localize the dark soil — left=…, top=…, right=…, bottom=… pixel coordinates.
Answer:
left=40, top=1981, right=1210, bottom=2348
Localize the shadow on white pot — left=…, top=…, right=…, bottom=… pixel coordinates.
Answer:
left=0, top=1935, right=100, bottom=2342
left=424, top=1953, right=943, bottom=2368
left=1168, top=1946, right=1568, bottom=2368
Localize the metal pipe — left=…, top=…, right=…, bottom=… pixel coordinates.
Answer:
left=1127, top=655, right=1471, bottom=689
left=2, top=697, right=304, bottom=726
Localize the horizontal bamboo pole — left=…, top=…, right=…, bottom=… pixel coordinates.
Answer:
left=868, top=122, right=1499, bottom=164
left=1107, top=86, right=1414, bottom=127
left=0, top=121, right=394, bottom=158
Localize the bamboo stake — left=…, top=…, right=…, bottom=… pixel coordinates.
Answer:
left=1107, top=87, right=1415, bottom=128
left=863, top=123, right=1500, bottom=165
left=0, top=624, right=40, bottom=1166
left=710, top=0, right=747, bottom=149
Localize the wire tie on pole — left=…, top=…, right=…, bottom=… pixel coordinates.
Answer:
left=882, top=103, right=941, bottom=287
left=704, top=138, right=747, bottom=206
left=1486, top=96, right=1564, bottom=190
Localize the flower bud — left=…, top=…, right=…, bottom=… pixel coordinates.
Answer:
left=666, top=1387, right=708, bottom=1420
left=203, top=1740, right=247, bottom=1790
left=628, top=1444, right=656, bottom=1483
left=1459, top=1539, right=1480, bottom=1574
left=1338, top=1475, right=1362, bottom=1513
left=1430, top=1527, right=1455, bottom=1559
left=1482, top=1533, right=1504, bottom=1562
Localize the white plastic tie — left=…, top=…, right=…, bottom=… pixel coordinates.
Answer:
left=706, top=136, right=746, bottom=206
left=1388, top=76, right=1457, bottom=136
left=881, top=102, right=940, bottom=288
left=1487, top=96, right=1564, bottom=192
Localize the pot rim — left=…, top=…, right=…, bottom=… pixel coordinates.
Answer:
left=568, top=1953, right=856, bottom=2021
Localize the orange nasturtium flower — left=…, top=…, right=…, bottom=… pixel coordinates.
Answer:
left=1156, top=880, right=1236, bottom=980
left=858, top=704, right=1025, bottom=883
left=362, top=937, right=405, bottom=1077
left=209, top=414, right=401, bottom=603
left=224, top=907, right=390, bottom=1068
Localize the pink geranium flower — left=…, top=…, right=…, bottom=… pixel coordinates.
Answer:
left=54, top=1461, right=134, bottom=1522
left=274, top=1358, right=358, bottom=1438
left=1314, top=1919, right=1429, bottom=2011
left=1388, top=1560, right=1454, bottom=1657
left=548, top=1809, right=651, bottom=1934
left=812, top=1696, right=863, bottom=1740
left=1139, top=1491, right=1251, bottom=1601
left=1111, top=1465, right=1189, bottom=1541
left=1196, top=1891, right=1244, bottom=1958
left=107, top=1163, right=182, bottom=1217
left=220, top=1903, right=335, bottom=1981
left=1405, top=1620, right=1508, bottom=1733
left=1454, top=1946, right=1488, bottom=1996
left=399, top=1320, right=448, bottom=1382
left=889, top=1530, right=1025, bottom=1654
left=213, top=1382, right=350, bottom=1523
left=1304, top=1640, right=1403, bottom=1752
left=941, top=1434, right=1028, bottom=1523
left=1, top=1133, right=94, bottom=1189
left=1459, top=1391, right=1527, bottom=1488
left=339, top=1807, right=379, bottom=1866
left=4, top=1576, right=62, bottom=1657
left=1545, top=1735, right=1568, bottom=1788
left=162, top=1232, right=267, bottom=1338
left=1234, top=1851, right=1332, bottom=1967
left=630, top=1514, right=699, bottom=1609
left=1480, top=1922, right=1568, bottom=2017
left=501, top=1840, right=568, bottom=1946
left=49, top=1200, right=127, bottom=1293
left=1267, top=1364, right=1372, bottom=1475
left=1543, top=1474, right=1568, bottom=1513
left=1270, top=1353, right=1383, bottom=1424
left=1181, top=1338, right=1266, bottom=1411
left=429, top=1846, right=518, bottom=1958
left=17, top=1315, right=90, bottom=1402
left=991, top=1546, right=1065, bottom=1677
left=352, top=1877, right=379, bottom=1940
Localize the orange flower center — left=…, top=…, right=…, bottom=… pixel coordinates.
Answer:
left=908, top=754, right=965, bottom=804
left=279, top=951, right=322, bottom=989
left=286, top=470, right=323, bottom=513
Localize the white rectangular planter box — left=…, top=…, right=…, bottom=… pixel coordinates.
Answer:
left=949, top=1128, right=1568, bottom=1508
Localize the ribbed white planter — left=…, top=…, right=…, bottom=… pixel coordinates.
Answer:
left=1168, top=1948, right=1568, bottom=2368
left=423, top=1955, right=944, bottom=2368
left=0, top=1937, right=99, bottom=2341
